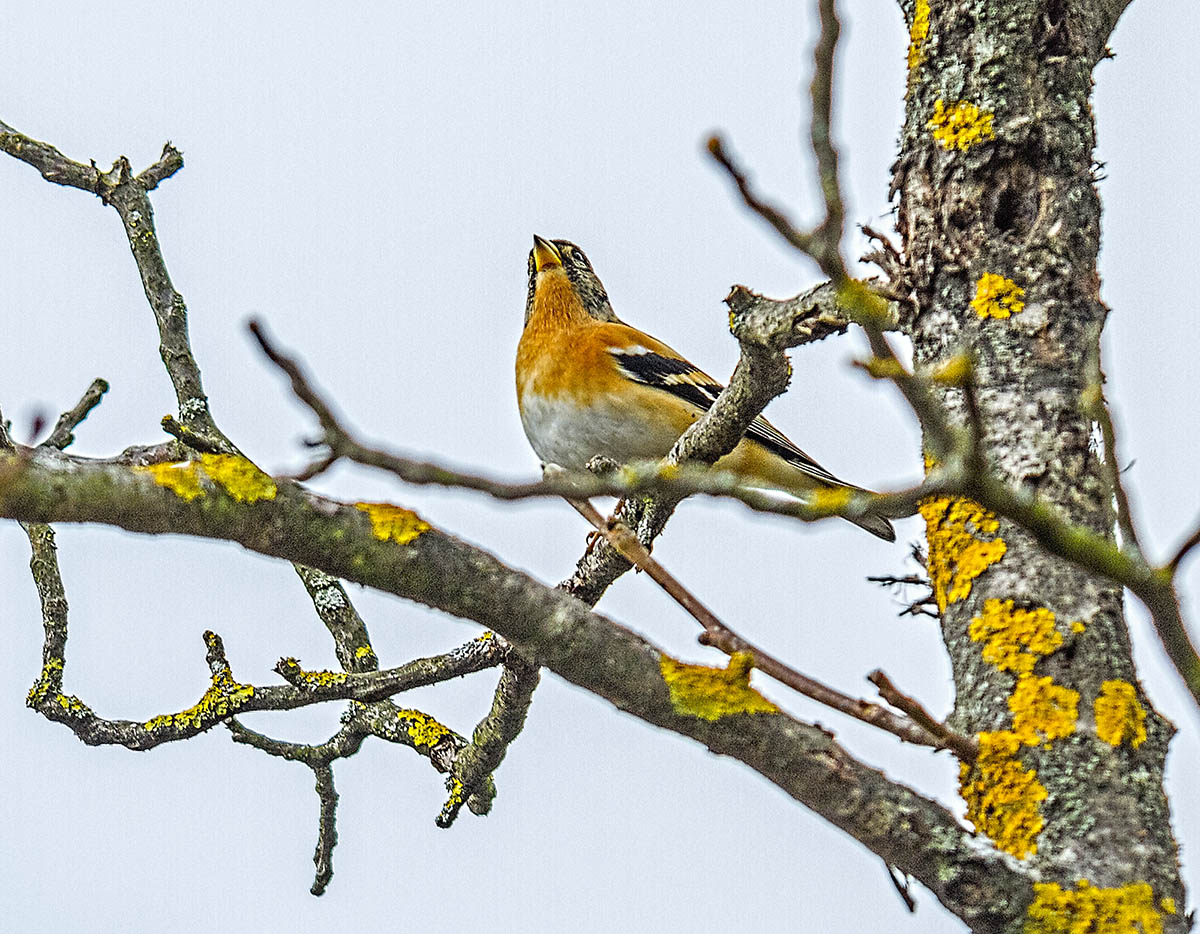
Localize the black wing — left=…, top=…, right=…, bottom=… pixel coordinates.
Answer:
left=611, top=347, right=845, bottom=486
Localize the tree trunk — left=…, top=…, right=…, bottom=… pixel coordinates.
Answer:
left=896, top=0, right=1186, bottom=925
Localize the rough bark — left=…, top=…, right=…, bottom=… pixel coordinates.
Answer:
left=895, top=0, right=1185, bottom=925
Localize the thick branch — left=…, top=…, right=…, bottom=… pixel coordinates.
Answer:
left=0, top=447, right=1024, bottom=922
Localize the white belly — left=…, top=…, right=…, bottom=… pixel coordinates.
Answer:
left=519, top=392, right=683, bottom=470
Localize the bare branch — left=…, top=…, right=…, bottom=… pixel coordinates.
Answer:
left=0, top=120, right=219, bottom=440
left=569, top=497, right=973, bottom=758
left=310, top=764, right=339, bottom=896
left=43, top=379, right=109, bottom=450
left=1166, top=520, right=1200, bottom=574
left=1083, top=328, right=1141, bottom=553
left=442, top=652, right=540, bottom=827
left=0, top=448, right=1026, bottom=915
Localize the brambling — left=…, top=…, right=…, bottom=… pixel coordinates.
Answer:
left=515, top=235, right=895, bottom=541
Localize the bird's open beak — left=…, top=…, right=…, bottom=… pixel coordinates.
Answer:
left=532, top=235, right=562, bottom=271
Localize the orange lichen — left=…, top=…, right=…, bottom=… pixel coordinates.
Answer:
left=959, top=730, right=1047, bottom=859
left=1009, top=674, right=1079, bottom=747
left=1094, top=680, right=1147, bottom=748
left=355, top=502, right=431, bottom=544
left=971, top=272, right=1026, bottom=319
left=929, top=98, right=995, bottom=151
left=659, top=652, right=779, bottom=721
left=199, top=453, right=277, bottom=502
left=1025, top=879, right=1167, bottom=934
left=920, top=497, right=1007, bottom=611
left=970, top=599, right=1063, bottom=674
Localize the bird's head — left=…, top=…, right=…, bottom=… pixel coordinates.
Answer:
left=524, top=235, right=619, bottom=325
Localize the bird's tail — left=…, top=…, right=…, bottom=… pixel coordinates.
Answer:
left=846, top=512, right=896, bottom=542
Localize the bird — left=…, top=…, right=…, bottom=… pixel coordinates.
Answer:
left=515, top=235, right=895, bottom=541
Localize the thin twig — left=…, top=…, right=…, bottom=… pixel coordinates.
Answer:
left=310, top=763, right=339, bottom=896
left=868, top=670, right=977, bottom=760
left=44, top=379, right=109, bottom=450
left=1167, top=520, right=1200, bottom=574
left=569, top=496, right=976, bottom=759
left=1083, top=328, right=1141, bottom=553
left=885, top=862, right=918, bottom=913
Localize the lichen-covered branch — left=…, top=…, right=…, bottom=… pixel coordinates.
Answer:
left=570, top=495, right=976, bottom=759
left=0, top=446, right=1025, bottom=923
left=1, top=118, right=541, bottom=894
left=442, top=653, right=540, bottom=827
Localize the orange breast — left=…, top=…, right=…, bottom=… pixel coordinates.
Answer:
left=516, top=270, right=616, bottom=404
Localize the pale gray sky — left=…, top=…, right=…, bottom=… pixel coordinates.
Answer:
left=2, top=2, right=1196, bottom=931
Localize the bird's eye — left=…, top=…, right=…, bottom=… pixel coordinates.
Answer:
left=571, top=250, right=590, bottom=269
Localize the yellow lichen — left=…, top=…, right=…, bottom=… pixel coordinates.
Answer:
left=137, top=460, right=205, bottom=501
left=971, top=272, right=1027, bottom=319
left=959, top=730, right=1047, bottom=860
left=1025, top=879, right=1166, bottom=934
left=1009, top=674, right=1079, bottom=747
left=199, top=453, right=277, bottom=502
left=929, top=98, right=995, bottom=151
left=907, top=0, right=930, bottom=71
left=143, top=670, right=254, bottom=732
left=441, top=778, right=465, bottom=814
left=970, top=599, right=1063, bottom=675
left=354, top=645, right=376, bottom=660
left=395, top=708, right=451, bottom=748
left=52, top=692, right=92, bottom=714
left=278, top=659, right=349, bottom=688
left=26, top=658, right=64, bottom=706
left=1094, top=680, right=1147, bottom=748
left=27, top=657, right=93, bottom=717
left=1161, top=898, right=1176, bottom=915
left=920, top=497, right=1007, bottom=611
left=1071, top=621, right=1086, bottom=634
left=659, top=651, right=780, bottom=722
left=356, top=502, right=431, bottom=544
